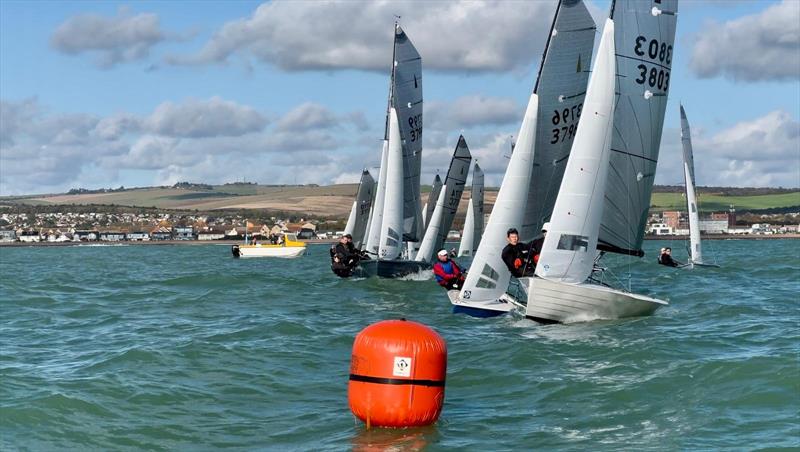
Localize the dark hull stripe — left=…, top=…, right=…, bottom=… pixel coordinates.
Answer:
left=349, top=374, right=445, bottom=387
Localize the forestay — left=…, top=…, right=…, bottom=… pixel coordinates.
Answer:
left=598, top=0, right=678, bottom=256
left=416, top=136, right=471, bottom=263
left=392, top=25, right=424, bottom=243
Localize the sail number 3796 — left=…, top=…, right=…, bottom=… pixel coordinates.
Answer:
left=550, top=103, right=582, bottom=144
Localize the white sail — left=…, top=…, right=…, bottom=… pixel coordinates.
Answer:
left=416, top=136, right=471, bottom=263
left=416, top=184, right=447, bottom=262
left=458, top=94, right=538, bottom=303
left=344, top=169, right=375, bottom=248
left=458, top=198, right=475, bottom=257
left=536, top=18, right=616, bottom=283
left=364, top=140, right=389, bottom=255
left=680, top=104, right=703, bottom=265
left=379, top=108, right=404, bottom=260
left=423, top=174, right=443, bottom=231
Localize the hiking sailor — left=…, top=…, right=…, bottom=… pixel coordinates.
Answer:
left=432, top=249, right=465, bottom=290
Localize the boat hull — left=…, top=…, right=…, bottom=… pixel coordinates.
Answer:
left=232, top=244, right=305, bottom=258
left=354, top=259, right=431, bottom=278
left=447, top=290, right=516, bottom=317
left=525, top=277, right=667, bottom=323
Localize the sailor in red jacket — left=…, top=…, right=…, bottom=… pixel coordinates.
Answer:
left=432, top=249, right=465, bottom=290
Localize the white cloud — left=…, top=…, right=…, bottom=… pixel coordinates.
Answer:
left=426, top=95, right=522, bottom=131
left=168, top=0, right=555, bottom=73
left=689, top=0, right=800, bottom=82
left=145, top=97, right=267, bottom=138
left=0, top=97, right=370, bottom=195
left=275, top=102, right=338, bottom=132
left=50, top=8, right=167, bottom=68
left=655, top=110, right=800, bottom=187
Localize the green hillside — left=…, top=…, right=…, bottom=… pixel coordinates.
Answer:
left=650, top=192, right=800, bottom=212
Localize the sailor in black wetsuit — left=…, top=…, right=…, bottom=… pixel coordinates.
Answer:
left=657, top=247, right=682, bottom=267
left=330, top=234, right=361, bottom=277
left=501, top=228, right=535, bottom=278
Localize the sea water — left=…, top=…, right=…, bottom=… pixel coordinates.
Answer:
left=1, top=239, right=798, bottom=450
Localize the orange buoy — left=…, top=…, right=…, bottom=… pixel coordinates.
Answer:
left=348, top=319, right=447, bottom=428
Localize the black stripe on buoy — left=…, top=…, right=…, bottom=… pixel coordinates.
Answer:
left=349, top=374, right=445, bottom=387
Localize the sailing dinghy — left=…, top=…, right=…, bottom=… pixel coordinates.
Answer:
left=524, top=0, right=679, bottom=323
left=354, top=23, right=428, bottom=278
left=449, top=0, right=596, bottom=316
left=343, top=169, right=375, bottom=250
left=679, top=105, right=720, bottom=269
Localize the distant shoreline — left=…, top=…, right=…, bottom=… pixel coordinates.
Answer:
left=1, top=234, right=798, bottom=248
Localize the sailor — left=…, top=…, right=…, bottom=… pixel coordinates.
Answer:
left=530, top=222, right=549, bottom=267
left=658, top=247, right=681, bottom=267
left=432, top=249, right=465, bottom=290
left=330, top=234, right=360, bottom=277
left=501, top=228, right=535, bottom=278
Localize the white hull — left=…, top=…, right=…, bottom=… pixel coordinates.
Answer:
left=448, top=289, right=519, bottom=315
left=525, top=277, right=666, bottom=323
left=237, top=245, right=305, bottom=258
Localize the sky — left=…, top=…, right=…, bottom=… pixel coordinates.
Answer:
left=1, top=0, right=798, bottom=196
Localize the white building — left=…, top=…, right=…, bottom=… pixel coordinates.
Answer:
left=648, top=223, right=674, bottom=235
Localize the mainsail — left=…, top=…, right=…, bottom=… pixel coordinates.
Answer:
left=423, top=174, right=443, bottom=231
left=598, top=0, right=678, bottom=256
left=680, top=104, right=702, bottom=264
left=522, top=0, right=597, bottom=240
left=416, top=136, right=471, bottom=262
left=392, top=25, right=424, bottom=243
left=458, top=163, right=484, bottom=257
left=457, top=0, right=595, bottom=305
left=343, top=169, right=375, bottom=249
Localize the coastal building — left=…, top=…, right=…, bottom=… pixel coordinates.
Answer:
left=662, top=211, right=681, bottom=230
left=100, top=232, right=125, bottom=241
left=173, top=226, right=194, bottom=240
left=150, top=227, right=172, bottom=240
left=699, top=219, right=728, bottom=234
left=73, top=230, right=99, bottom=241
left=0, top=230, right=17, bottom=242
left=18, top=231, right=41, bottom=242
left=126, top=231, right=150, bottom=241
left=648, top=223, right=674, bottom=235
left=198, top=229, right=226, bottom=240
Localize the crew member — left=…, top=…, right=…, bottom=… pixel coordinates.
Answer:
left=530, top=222, right=549, bottom=267
left=432, top=249, right=465, bottom=290
left=330, top=234, right=360, bottom=277
left=501, top=228, right=534, bottom=277
left=658, top=247, right=682, bottom=267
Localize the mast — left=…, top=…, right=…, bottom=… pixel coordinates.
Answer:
left=533, top=0, right=562, bottom=94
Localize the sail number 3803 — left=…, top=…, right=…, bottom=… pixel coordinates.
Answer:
left=633, top=36, right=672, bottom=92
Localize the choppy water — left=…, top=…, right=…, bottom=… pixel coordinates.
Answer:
left=1, top=239, right=798, bottom=450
